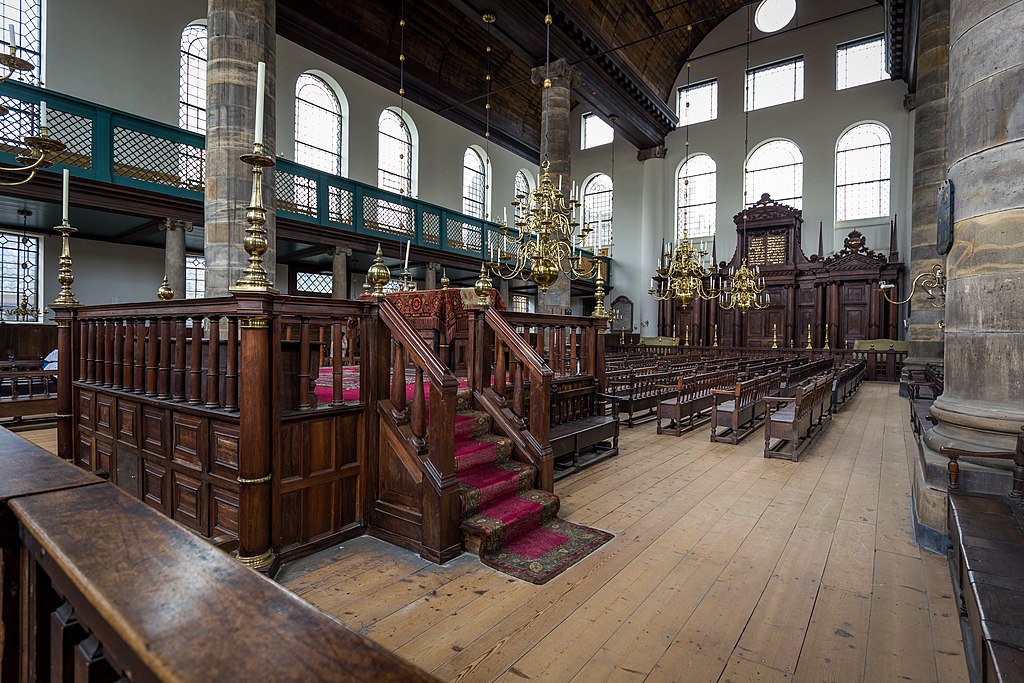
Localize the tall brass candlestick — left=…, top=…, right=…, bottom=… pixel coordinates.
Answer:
left=772, top=323, right=778, bottom=349
left=52, top=221, right=79, bottom=306
left=806, top=323, right=813, bottom=350
left=232, top=143, right=277, bottom=292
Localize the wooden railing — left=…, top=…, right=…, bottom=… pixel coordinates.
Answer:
left=375, top=298, right=462, bottom=563
left=0, top=369, right=57, bottom=420
left=0, top=427, right=436, bottom=682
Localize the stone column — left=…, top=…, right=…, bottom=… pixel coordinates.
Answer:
left=160, top=219, right=193, bottom=299
left=424, top=262, right=441, bottom=290
left=331, top=247, right=352, bottom=299
left=204, top=0, right=276, bottom=296
left=924, top=0, right=1024, bottom=476
left=905, top=0, right=950, bottom=370
left=638, top=145, right=666, bottom=336
left=531, top=58, right=580, bottom=314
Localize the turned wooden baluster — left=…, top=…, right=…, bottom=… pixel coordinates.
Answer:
left=189, top=320, right=203, bottom=404
left=104, top=320, right=115, bottom=386
left=347, top=323, right=356, bottom=365
left=494, top=339, right=507, bottom=401
left=157, top=317, right=172, bottom=398
left=298, top=318, right=311, bottom=410
left=172, top=318, right=186, bottom=400
left=391, top=342, right=408, bottom=421
left=50, top=602, right=86, bottom=681
left=206, top=315, right=221, bottom=408
left=78, top=320, right=88, bottom=382
left=513, top=358, right=526, bottom=424
left=332, top=318, right=344, bottom=405
left=133, top=319, right=146, bottom=393
left=112, top=320, right=123, bottom=390
left=534, top=327, right=545, bottom=362
left=318, top=325, right=327, bottom=368
left=570, top=327, right=578, bottom=375
left=145, top=319, right=159, bottom=397
left=85, top=320, right=96, bottom=383
left=283, top=324, right=294, bottom=341
left=225, top=317, right=239, bottom=410
left=122, top=320, right=134, bottom=392
left=411, top=365, right=426, bottom=449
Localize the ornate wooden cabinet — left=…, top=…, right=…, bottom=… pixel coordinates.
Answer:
left=663, top=194, right=903, bottom=349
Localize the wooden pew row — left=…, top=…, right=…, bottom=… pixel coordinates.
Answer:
left=940, top=429, right=1024, bottom=683
left=709, top=371, right=783, bottom=444
left=763, top=372, right=834, bottom=461
left=655, top=368, right=739, bottom=436
left=907, top=362, right=943, bottom=435
left=0, top=369, right=57, bottom=424
left=0, top=427, right=435, bottom=682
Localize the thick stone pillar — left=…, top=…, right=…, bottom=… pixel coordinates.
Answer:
left=425, top=262, right=441, bottom=290
left=331, top=247, right=351, bottom=299
left=905, top=0, right=950, bottom=369
left=160, top=219, right=193, bottom=299
left=532, top=58, right=579, bottom=314
left=204, top=0, right=276, bottom=296
left=923, top=0, right=1024, bottom=490
left=638, top=145, right=666, bottom=336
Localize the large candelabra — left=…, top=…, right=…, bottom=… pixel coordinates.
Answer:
left=648, top=235, right=719, bottom=307
left=488, top=161, right=601, bottom=292
left=718, top=259, right=769, bottom=314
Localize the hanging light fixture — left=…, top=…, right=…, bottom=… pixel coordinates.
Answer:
left=8, top=209, right=39, bottom=320
left=487, top=1, right=603, bottom=294
left=718, top=7, right=769, bottom=315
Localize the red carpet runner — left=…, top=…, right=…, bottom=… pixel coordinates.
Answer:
left=453, top=389, right=613, bottom=584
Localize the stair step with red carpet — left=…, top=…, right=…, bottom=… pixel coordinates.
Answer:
left=452, top=389, right=613, bottom=584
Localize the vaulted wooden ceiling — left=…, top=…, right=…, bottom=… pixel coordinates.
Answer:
left=277, top=1, right=887, bottom=161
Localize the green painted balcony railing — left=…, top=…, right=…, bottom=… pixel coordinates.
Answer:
left=0, top=81, right=606, bottom=282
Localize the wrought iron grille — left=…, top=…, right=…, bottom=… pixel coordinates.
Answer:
left=422, top=210, right=440, bottom=245
left=296, top=272, right=332, bottom=294
left=364, top=197, right=413, bottom=238
left=275, top=171, right=317, bottom=217
left=0, top=0, right=40, bottom=84
left=113, top=126, right=205, bottom=192
left=447, top=217, right=481, bottom=253
left=0, top=230, right=38, bottom=321
left=327, top=185, right=353, bottom=225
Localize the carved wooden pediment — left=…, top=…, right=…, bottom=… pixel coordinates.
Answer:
left=823, top=230, right=888, bottom=269
left=732, top=193, right=803, bottom=226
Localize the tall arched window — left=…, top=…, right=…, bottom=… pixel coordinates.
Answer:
left=462, top=147, right=486, bottom=219
left=745, top=139, right=803, bottom=209
left=294, top=73, right=343, bottom=175
left=514, top=170, right=532, bottom=223
left=582, top=174, right=613, bottom=249
left=1, top=1, right=41, bottom=84
left=836, top=123, right=891, bottom=221
left=178, top=23, right=207, bottom=133
left=677, top=154, right=717, bottom=240
left=378, top=109, right=414, bottom=196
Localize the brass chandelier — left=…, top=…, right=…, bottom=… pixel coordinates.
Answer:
left=718, top=258, right=768, bottom=313
left=648, top=232, right=718, bottom=307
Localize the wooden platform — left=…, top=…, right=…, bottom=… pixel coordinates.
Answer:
left=277, top=382, right=968, bottom=682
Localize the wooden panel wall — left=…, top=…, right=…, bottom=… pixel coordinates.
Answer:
left=0, top=323, right=58, bottom=359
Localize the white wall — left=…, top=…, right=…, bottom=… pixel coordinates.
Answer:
left=571, top=0, right=913, bottom=334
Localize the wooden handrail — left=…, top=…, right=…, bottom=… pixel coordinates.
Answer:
left=0, top=427, right=437, bottom=682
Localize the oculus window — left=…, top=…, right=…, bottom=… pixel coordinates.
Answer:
left=755, top=0, right=796, bottom=33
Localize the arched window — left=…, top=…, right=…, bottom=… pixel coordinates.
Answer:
left=179, top=23, right=207, bottom=133
left=294, top=73, right=342, bottom=175
left=836, top=123, right=891, bottom=221
left=378, top=109, right=414, bottom=196
left=1, top=1, right=40, bottom=84
left=745, top=139, right=803, bottom=209
left=582, top=174, right=613, bottom=249
left=514, top=170, right=532, bottom=223
left=462, top=147, right=486, bottom=219
left=677, top=154, right=717, bottom=240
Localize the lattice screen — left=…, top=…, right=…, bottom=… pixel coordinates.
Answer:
left=447, top=217, right=481, bottom=253
left=327, top=185, right=353, bottom=225
left=275, top=171, right=317, bottom=217
left=422, top=210, right=440, bottom=245
left=296, top=272, right=332, bottom=294
left=113, top=127, right=204, bottom=192
left=363, top=197, right=413, bottom=238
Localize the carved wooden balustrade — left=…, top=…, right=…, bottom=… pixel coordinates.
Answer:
left=373, top=298, right=461, bottom=563
left=0, top=428, right=436, bottom=682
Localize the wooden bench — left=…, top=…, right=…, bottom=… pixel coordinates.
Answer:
left=549, top=376, right=620, bottom=480
left=908, top=363, right=944, bottom=435
left=0, top=368, right=58, bottom=423
left=763, top=373, right=834, bottom=460
left=656, top=368, right=738, bottom=436
left=710, top=371, right=782, bottom=444
left=607, top=369, right=679, bottom=427
left=941, top=428, right=1024, bottom=683
left=832, top=359, right=867, bottom=407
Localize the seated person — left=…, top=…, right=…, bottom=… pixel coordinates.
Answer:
left=42, top=348, right=58, bottom=371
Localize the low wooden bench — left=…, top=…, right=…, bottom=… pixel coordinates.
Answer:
left=941, top=428, right=1024, bottom=683
left=832, top=359, right=867, bottom=407
left=763, top=373, right=834, bottom=460
left=710, top=371, right=782, bottom=444
left=607, top=369, right=679, bottom=427
left=549, top=376, right=620, bottom=480
left=656, top=368, right=738, bottom=436
left=908, top=363, right=944, bottom=435
left=0, top=369, right=58, bottom=423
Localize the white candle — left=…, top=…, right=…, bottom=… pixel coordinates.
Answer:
left=404, top=239, right=410, bottom=270
left=7, top=24, right=14, bottom=47
left=650, top=277, right=655, bottom=289
left=558, top=175, right=562, bottom=192
left=536, top=231, right=540, bottom=247
left=571, top=180, right=576, bottom=199
left=61, top=169, right=69, bottom=222
left=38, top=101, right=46, bottom=130
left=254, top=61, right=266, bottom=145
left=503, top=207, right=507, bottom=225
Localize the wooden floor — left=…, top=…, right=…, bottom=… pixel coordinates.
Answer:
left=278, top=383, right=968, bottom=682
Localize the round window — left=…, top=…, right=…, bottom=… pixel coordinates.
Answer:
left=755, top=0, right=796, bottom=33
